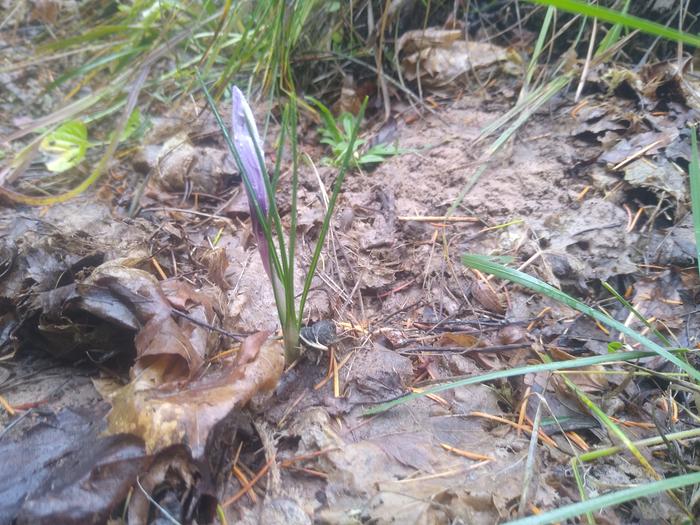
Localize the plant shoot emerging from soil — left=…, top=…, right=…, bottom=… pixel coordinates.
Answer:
left=199, top=75, right=365, bottom=362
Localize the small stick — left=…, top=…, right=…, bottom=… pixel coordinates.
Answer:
left=332, top=352, right=340, bottom=398
left=612, top=139, right=664, bottom=171
left=440, top=443, right=493, bottom=462
left=222, top=458, right=274, bottom=508
left=517, top=387, right=531, bottom=437
left=397, top=215, right=479, bottom=223
left=0, top=394, right=15, bottom=416
left=565, top=431, right=589, bottom=451
left=279, top=446, right=339, bottom=467
left=232, top=465, right=257, bottom=504
left=627, top=207, right=644, bottom=232
left=150, top=257, right=167, bottom=280
left=469, top=411, right=557, bottom=448
left=170, top=309, right=248, bottom=341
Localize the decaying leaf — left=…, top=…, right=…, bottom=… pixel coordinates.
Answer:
left=397, top=28, right=513, bottom=91
left=85, top=262, right=209, bottom=381
left=105, top=331, right=285, bottom=455
left=470, top=280, right=505, bottom=315
left=623, top=157, right=687, bottom=202
left=539, top=198, right=638, bottom=286
left=127, top=445, right=217, bottom=525
left=0, top=408, right=147, bottom=525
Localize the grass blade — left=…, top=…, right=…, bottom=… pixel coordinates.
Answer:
left=601, top=281, right=672, bottom=346
left=548, top=356, right=658, bottom=478
left=0, top=65, right=148, bottom=205
left=461, top=254, right=700, bottom=382
left=527, top=0, right=700, bottom=47
left=45, top=46, right=144, bottom=93
left=521, top=6, right=555, bottom=98
left=505, top=471, right=700, bottom=525
left=449, top=74, right=572, bottom=215
left=364, top=349, right=686, bottom=415
left=689, top=126, right=700, bottom=277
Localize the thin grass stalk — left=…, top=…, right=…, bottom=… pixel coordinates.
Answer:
left=546, top=356, right=659, bottom=478
left=594, top=0, right=630, bottom=56
left=689, top=126, right=700, bottom=277
left=601, top=281, right=672, bottom=346
left=520, top=6, right=555, bottom=100
left=579, top=428, right=700, bottom=462
left=1, top=65, right=149, bottom=205
left=272, top=113, right=289, bottom=191
left=448, top=74, right=571, bottom=214
left=570, top=458, right=595, bottom=525
left=284, top=97, right=301, bottom=358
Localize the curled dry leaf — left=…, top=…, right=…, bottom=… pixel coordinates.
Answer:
left=397, top=28, right=511, bottom=91
left=86, top=263, right=206, bottom=381
left=470, top=280, right=505, bottom=315
left=105, top=331, right=285, bottom=456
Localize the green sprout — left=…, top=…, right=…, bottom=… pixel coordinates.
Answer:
left=308, top=97, right=398, bottom=168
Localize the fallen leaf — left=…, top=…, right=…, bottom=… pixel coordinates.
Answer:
left=105, top=332, right=284, bottom=456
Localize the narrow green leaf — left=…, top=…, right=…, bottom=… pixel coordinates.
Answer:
left=307, top=97, right=342, bottom=142
left=595, top=0, right=629, bottom=56
left=38, top=25, right=131, bottom=52
left=527, top=0, right=700, bottom=48
left=461, top=254, right=700, bottom=382
left=570, top=459, right=595, bottom=525
left=365, top=349, right=680, bottom=415
left=547, top=355, right=657, bottom=477
left=522, top=6, right=555, bottom=95
left=298, top=98, right=367, bottom=321
left=45, top=47, right=143, bottom=93
left=506, top=471, right=700, bottom=525
left=689, top=126, right=700, bottom=277
left=358, top=154, right=390, bottom=164
left=601, top=280, right=671, bottom=346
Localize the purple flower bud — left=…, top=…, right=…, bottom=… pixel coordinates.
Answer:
left=231, top=86, right=271, bottom=278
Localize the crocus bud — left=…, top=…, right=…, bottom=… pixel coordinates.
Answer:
left=231, top=85, right=271, bottom=279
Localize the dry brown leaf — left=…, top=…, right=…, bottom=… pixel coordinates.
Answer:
left=439, top=332, right=480, bottom=348
left=397, top=28, right=510, bottom=91
left=471, top=280, right=505, bottom=315
left=105, top=332, right=284, bottom=455
left=87, top=264, right=208, bottom=381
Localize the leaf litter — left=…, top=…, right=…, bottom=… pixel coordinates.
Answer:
left=2, top=26, right=700, bottom=525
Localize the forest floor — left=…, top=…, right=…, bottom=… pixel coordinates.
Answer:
left=2, top=14, right=700, bottom=525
